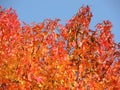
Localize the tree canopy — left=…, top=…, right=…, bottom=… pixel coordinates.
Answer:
left=0, top=6, right=120, bottom=90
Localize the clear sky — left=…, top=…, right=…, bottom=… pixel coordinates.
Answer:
left=0, top=0, right=120, bottom=43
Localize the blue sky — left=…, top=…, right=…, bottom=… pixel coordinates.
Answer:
left=0, top=0, right=120, bottom=43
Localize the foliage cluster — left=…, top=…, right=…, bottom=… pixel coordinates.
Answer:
left=0, top=6, right=120, bottom=90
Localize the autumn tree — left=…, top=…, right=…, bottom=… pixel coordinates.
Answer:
left=0, top=6, right=120, bottom=90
